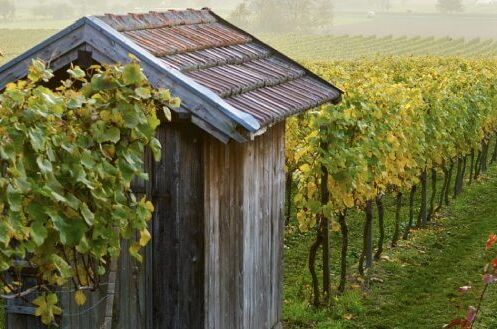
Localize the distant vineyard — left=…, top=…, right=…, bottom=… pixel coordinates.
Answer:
left=2, top=30, right=497, bottom=67
left=262, top=34, right=497, bottom=60
left=0, top=29, right=55, bottom=65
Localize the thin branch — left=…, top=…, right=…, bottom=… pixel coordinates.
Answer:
left=0, top=285, right=40, bottom=300
left=471, top=283, right=490, bottom=329
left=0, top=275, right=32, bottom=304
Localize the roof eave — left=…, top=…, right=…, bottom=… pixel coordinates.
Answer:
left=250, top=94, right=342, bottom=138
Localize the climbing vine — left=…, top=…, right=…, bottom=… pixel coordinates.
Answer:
left=0, top=58, right=179, bottom=324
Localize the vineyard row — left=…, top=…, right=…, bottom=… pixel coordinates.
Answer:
left=285, top=57, right=497, bottom=305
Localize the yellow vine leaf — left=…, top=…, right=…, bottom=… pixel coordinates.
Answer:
left=299, top=164, right=311, bottom=173
left=331, top=220, right=341, bottom=233
left=139, top=228, right=151, bottom=247
left=74, top=290, right=87, bottom=306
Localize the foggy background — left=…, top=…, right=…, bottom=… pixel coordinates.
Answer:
left=1, top=0, right=497, bottom=64
left=0, top=0, right=496, bottom=38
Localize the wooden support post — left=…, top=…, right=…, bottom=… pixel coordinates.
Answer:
left=101, top=258, right=118, bottom=329
left=365, top=201, right=374, bottom=269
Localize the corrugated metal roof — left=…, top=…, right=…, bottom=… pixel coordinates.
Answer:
left=96, top=9, right=341, bottom=127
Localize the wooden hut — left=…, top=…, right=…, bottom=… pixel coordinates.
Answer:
left=0, top=9, right=342, bottom=329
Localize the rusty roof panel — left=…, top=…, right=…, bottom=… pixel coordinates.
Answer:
left=225, top=78, right=340, bottom=126
left=185, top=57, right=306, bottom=98
left=94, top=9, right=342, bottom=130
left=161, top=43, right=271, bottom=71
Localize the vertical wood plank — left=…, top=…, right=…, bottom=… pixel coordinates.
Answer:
left=177, top=126, right=205, bottom=329
left=151, top=123, right=205, bottom=329
left=203, top=122, right=285, bottom=329
left=152, top=125, right=179, bottom=328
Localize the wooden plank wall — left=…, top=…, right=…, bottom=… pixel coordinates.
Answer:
left=104, top=122, right=205, bottom=329
left=8, top=121, right=285, bottom=329
left=150, top=123, right=205, bottom=329
left=58, top=282, right=106, bottom=329
left=113, top=137, right=153, bottom=329
left=204, top=122, right=285, bottom=329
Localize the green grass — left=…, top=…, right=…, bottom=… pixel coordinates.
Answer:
left=283, top=164, right=497, bottom=328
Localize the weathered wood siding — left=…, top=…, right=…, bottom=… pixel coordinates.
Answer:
left=6, top=122, right=206, bottom=329
left=8, top=121, right=286, bottom=329
left=150, top=123, right=205, bottom=329
left=204, top=122, right=285, bottom=329
left=59, top=122, right=206, bottom=329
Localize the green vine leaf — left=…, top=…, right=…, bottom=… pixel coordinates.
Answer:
left=0, top=58, right=180, bottom=325
left=30, top=220, right=48, bottom=247
left=47, top=209, right=88, bottom=247
left=80, top=203, right=95, bottom=227
left=150, top=137, right=162, bottom=162
left=123, top=63, right=145, bottom=85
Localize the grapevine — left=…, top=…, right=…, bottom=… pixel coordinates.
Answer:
left=0, top=59, right=179, bottom=325
left=289, top=57, right=497, bottom=305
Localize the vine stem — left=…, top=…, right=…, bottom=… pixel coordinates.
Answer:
left=308, top=218, right=323, bottom=307
left=61, top=247, right=79, bottom=290
left=73, top=248, right=83, bottom=287
left=0, top=275, right=32, bottom=304
left=0, top=285, right=39, bottom=300
left=338, top=211, right=348, bottom=294
left=471, top=283, right=489, bottom=329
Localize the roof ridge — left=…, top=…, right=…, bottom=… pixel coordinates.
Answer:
left=122, top=23, right=252, bottom=57
left=97, top=9, right=217, bottom=32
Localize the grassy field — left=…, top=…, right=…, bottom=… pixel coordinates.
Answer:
left=2, top=29, right=497, bottom=69
left=0, top=19, right=74, bottom=30
left=336, top=2, right=497, bottom=15
left=0, top=29, right=56, bottom=65
left=284, top=163, right=497, bottom=329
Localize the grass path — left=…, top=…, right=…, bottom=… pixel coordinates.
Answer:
left=353, top=168, right=497, bottom=328
left=284, top=167, right=497, bottom=329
